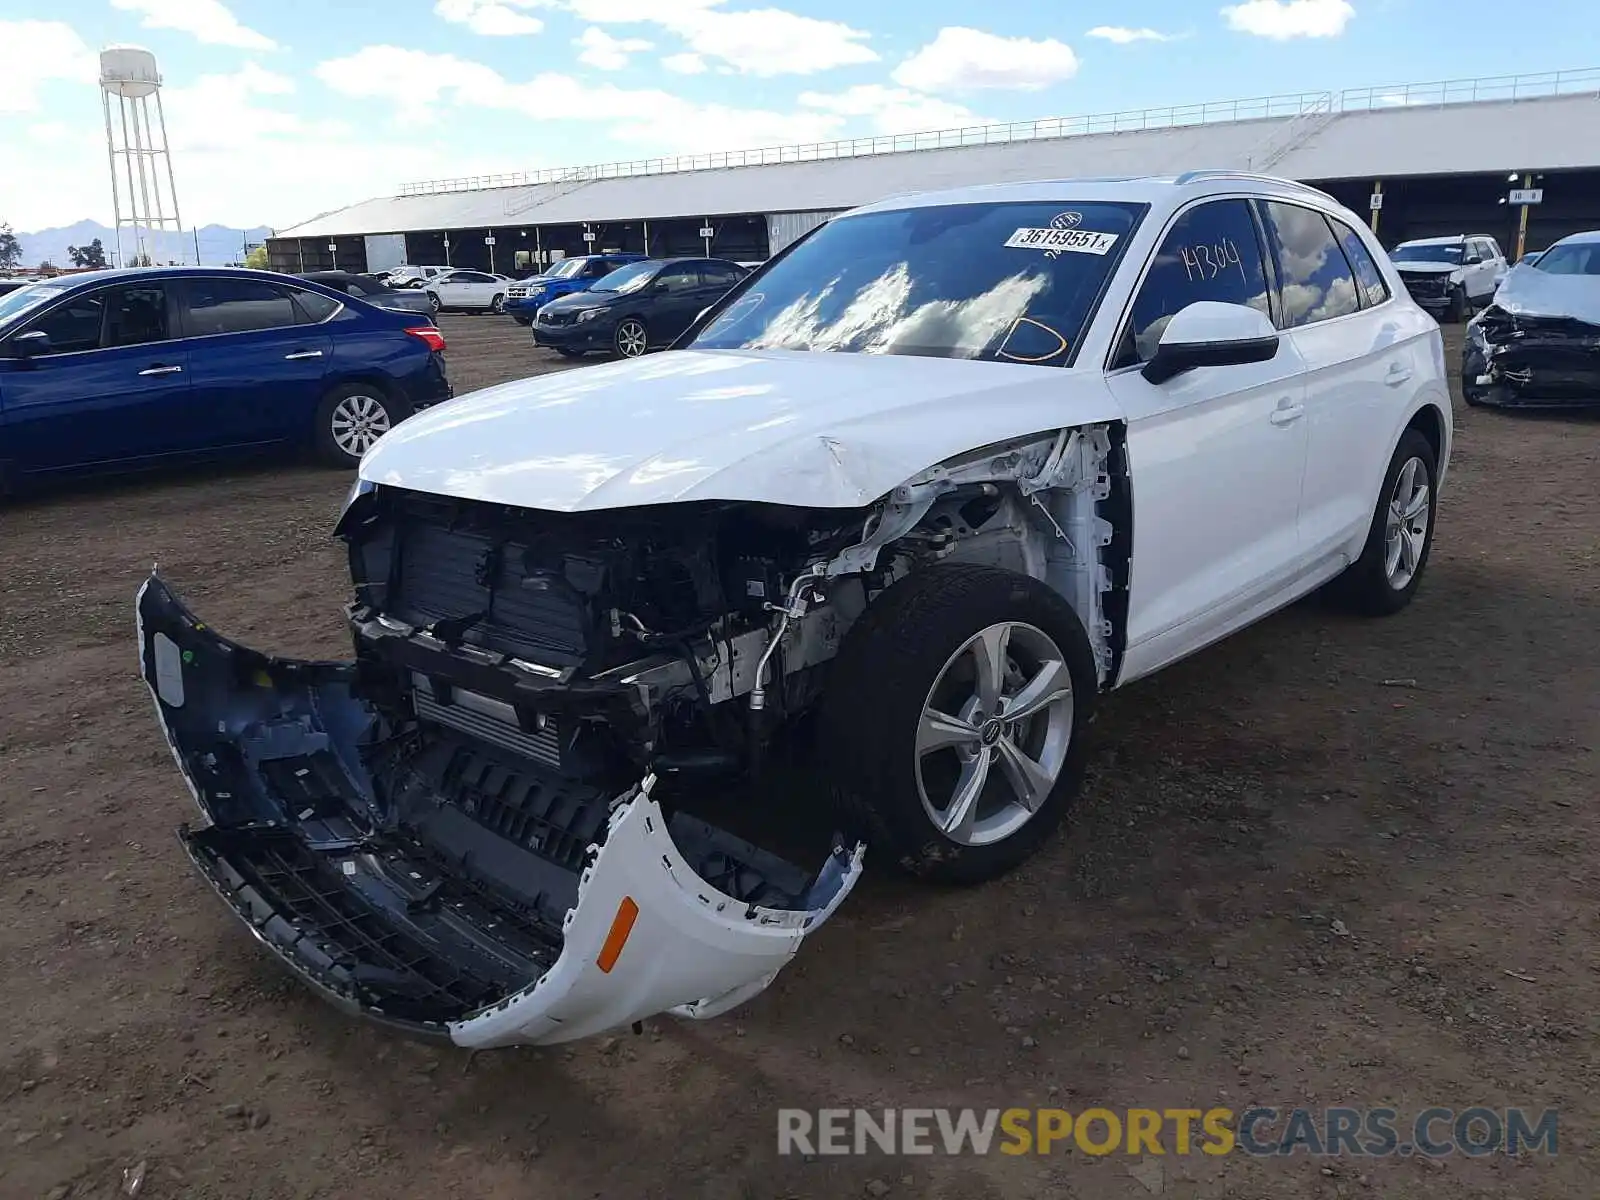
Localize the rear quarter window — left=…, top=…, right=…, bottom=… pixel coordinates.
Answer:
left=1260, top=201, right=1361, bottom=328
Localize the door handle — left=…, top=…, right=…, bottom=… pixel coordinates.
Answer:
left=1385, top=363, right=1414, bottom=386
left=138, top=364, right=183, bottom=376
left=284, top=350, right=324, bottom=361
left=1269, top=399, right=1305, bottom=426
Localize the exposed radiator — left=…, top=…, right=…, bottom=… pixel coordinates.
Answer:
left=411, top=675, right=564, bottom=770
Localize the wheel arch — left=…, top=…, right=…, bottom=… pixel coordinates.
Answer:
left=1404, top=401, right=1447, bottom=471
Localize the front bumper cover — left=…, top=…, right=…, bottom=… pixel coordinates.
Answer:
left=136, top=575, right=864, bottom=1047
left=1463, top=324, right=1600, bottom=408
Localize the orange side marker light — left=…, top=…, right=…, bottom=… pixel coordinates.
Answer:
left=596, top=897, right=640, bottom=973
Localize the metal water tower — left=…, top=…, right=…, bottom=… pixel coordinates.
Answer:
left=99, top=45, right=186, bottom=266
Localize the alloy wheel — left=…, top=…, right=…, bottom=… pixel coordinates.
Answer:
left=1384, top=455, right=1430, bottom=590
left=329, top=393, right=391, bottom=459
left=616, top=319, right=648, bottom=358
left=915, top=621, right=1074, bottom=847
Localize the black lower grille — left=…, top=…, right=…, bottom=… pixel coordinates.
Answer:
left=438, top=741, right=613, bottom=874
left=190, top=826, right=517, bottom=1024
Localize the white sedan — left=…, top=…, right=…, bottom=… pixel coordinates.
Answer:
left=425, top=269, right=514, bottom=313
left=139, top=171, right=1449, bottom=1049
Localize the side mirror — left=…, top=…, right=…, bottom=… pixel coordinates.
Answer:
left=1141, top=301, right=1280, bottom=385
left=1465, top=254, right=1484, bottom=265
left=12, top=329, right=52, bottom=359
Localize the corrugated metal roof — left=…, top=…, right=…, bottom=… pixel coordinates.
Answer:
left=276, top=88, right=1600, bottom=240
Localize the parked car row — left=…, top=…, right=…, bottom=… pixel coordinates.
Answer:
left=0, top=267, right=450, bottom=488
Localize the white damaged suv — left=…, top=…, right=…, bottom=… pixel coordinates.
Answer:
left=138, top=172, right=1450, bottom=1048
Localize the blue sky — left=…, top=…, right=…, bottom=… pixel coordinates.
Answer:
left=5, top=0, right=1598, bottom=232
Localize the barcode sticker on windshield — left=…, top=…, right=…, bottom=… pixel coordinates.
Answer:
left=1005, top=228, right=1120, bottom=255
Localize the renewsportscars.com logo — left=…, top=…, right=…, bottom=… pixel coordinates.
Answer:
left=777, top=1107, right=1559, bottom=1158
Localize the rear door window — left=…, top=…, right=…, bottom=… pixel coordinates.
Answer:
left=181, top=278, right=302, bottom=336
left=699, top=263, right=745, bottom=289
left=291, top=288, right=342, bottom=323
left=1118, top=198, right=1273, bottom=366
left=1259, top=201, right=1361, bottom=328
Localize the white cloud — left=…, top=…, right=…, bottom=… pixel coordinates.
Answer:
left=892, top=27, right=1079, bottom=92
left=1086, top=25, right=1179, bottom=44
left=109, top=0, right=277, bottom=50
left=662, top=52, right=707, bottom=74
left=1221, top=0, right=1354, bottom=39
left=316, top=45, right=844, bottom=151
left=0, top=20, right=97, bottom=113
left=565, top=0, right=877, bottom=76
left=799, top=85, right=986, bottom=135
left=575, top=27, right=653, bottom=70
left=434, top=0, right=548, bottom=36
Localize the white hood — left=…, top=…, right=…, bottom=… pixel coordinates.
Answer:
left=1393, top=261, right=1461, bottom=277
left=360, top=349, right=1122, bottom=512
left=1486, top=264, right=1600, bottom=325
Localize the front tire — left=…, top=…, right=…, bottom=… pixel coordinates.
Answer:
left=1328, top=428, right=1438, bottom=615
left=1445, top=286, right=1467, bottom=323
left=819, top=563, right=1098, bottom=885
left=614, top=317, right=648, bottom=358
left=314, top=384, right=404, bottom=468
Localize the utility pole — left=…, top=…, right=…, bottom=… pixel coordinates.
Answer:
left=1515, top=173, right=1534, bottom=261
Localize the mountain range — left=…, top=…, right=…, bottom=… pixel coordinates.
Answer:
left=11, top=220, right=275, bottom=269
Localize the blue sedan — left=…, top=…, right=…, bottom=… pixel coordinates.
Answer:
left=0, top=267, right=452, bottom=487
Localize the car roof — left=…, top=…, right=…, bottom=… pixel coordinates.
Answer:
left=843, top=171, right=1344, bottom=220
left=29, top=266, right=309, bottom=288
left=1549, top=229, right=1600, bottom=247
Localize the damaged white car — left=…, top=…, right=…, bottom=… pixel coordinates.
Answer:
left=1463, top=229, right=1600, bottom=408
left=138, top=172, right=1451, bottom=1047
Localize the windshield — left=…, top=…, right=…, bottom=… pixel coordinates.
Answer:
left=590, top=261, right=658, bottom=294
left=0, top=282, right=66, bottom=327
left=689, top=201, right=1145, bottom=365
left=1531, top=242, right=1600, bottom=276
left=546, top=258, right=587, bottom=280
left=1392, top=243, right=1463, bottom=264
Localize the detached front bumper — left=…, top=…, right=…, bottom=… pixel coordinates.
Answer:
left=136, top=576, right=863, bottom=1047
left=1463, top=331, right=1600, bottom=408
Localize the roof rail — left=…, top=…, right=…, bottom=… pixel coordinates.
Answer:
left=1173, top=170, right=1334, bottom=198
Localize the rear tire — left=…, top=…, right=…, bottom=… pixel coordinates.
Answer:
left=819, top=563, right=1098, bottom=885
left=314, top=384, right=405, bottom=468
left=426, top=292, right=441, bottom=314
left=490, top=294, right=506, bottom=314
left=1327, top=428, right=1438, bottom=616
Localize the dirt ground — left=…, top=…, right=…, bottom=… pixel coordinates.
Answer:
left=2, top=316, right=1596, bottom=1200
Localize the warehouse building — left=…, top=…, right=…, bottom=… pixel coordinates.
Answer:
left=267, top=69, right=1600, bottom=276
